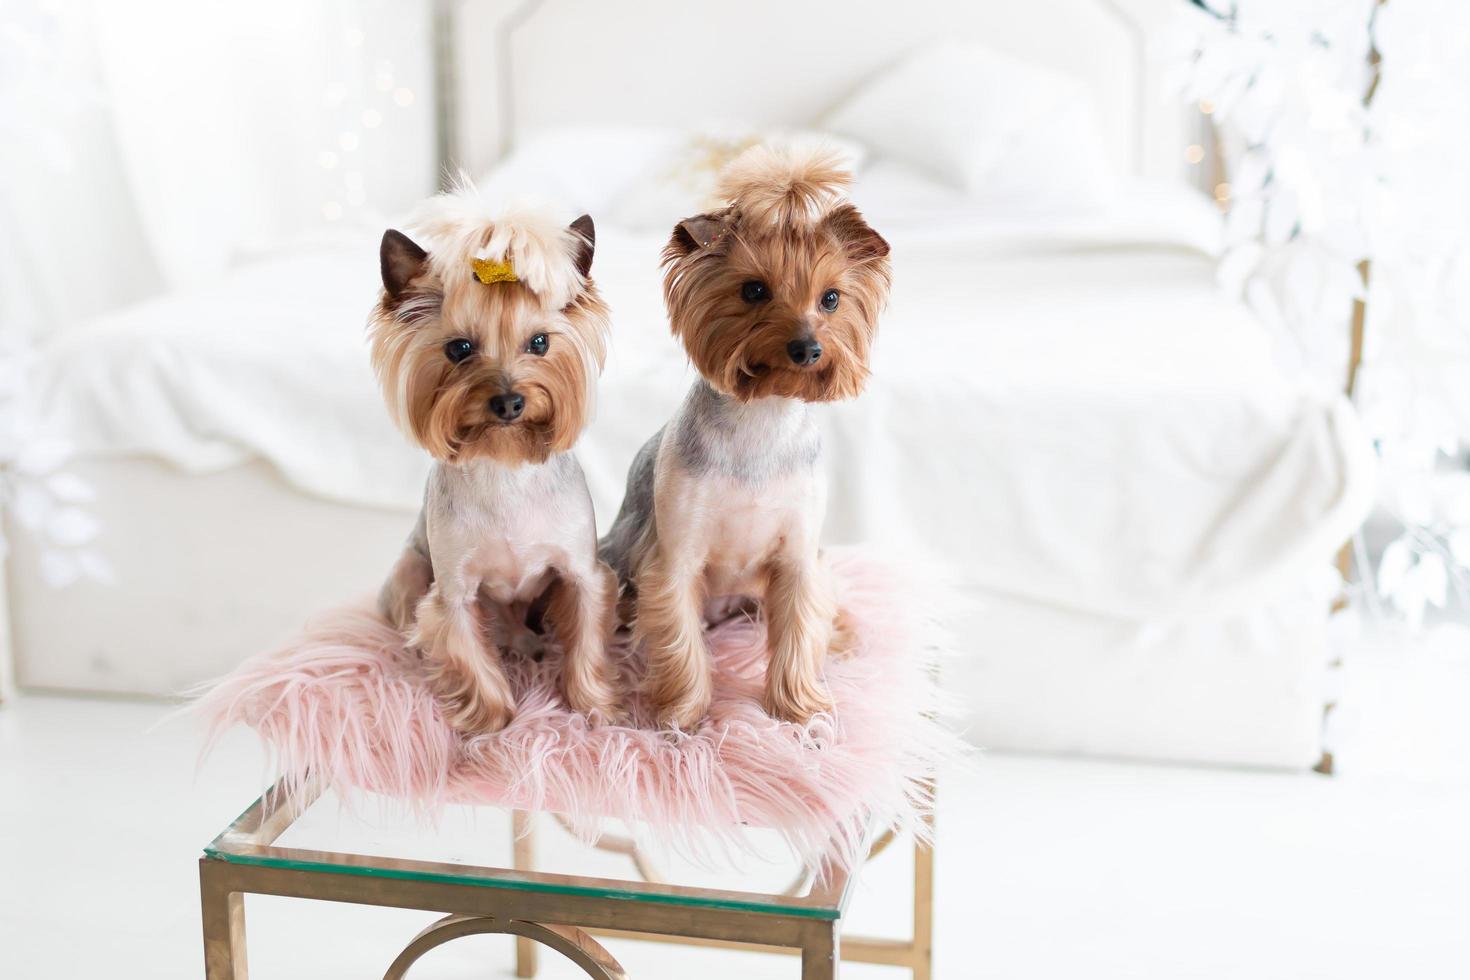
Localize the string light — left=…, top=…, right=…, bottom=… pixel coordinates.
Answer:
left=374, top=59, right=395, bottom=92
left=1199, top=99, right=1216, bottom=115
left=317, top=24, right=424, bottom=225
left=1185, top=144, right=1206, bottom=164
left=1214, top=181, right=1232, bottom=204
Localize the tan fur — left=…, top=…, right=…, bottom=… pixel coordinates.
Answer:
left=410, top=583, right=517, bottom=732
left=715, top=144, right=852, bottom=230
left=662, top=206, right=890, bottom=404
left=369, top=268, right=609, bottom=466
left=634, top=549, right=715, bottom=729
left=631, top=146, right=892, bottom=726
left=762, top=554, right=838, bottom=720
left=380, top=548, right=433, bottom=632
left=545, top=564, right=621, bottom=721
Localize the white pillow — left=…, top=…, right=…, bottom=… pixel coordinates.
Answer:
left=607, top=127, right=867, bottom=232
left=823, top=42, right=1115, bottom=210
left=476, top=126, right=866, bottom=233
left=475, top=126, right=686, bottom=215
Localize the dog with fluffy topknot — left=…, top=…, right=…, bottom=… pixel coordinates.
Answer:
left=600, top=145, right=892, bottom=729
left=370, top=189, right=619, bottom=733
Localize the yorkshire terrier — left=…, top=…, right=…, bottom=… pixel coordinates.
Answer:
left=600, top=146, right=892, bottom=728
left=370, top=192, right=619, bottom=733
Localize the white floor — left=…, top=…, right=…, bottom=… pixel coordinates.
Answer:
left=3, top=623, right=1469, bottom=979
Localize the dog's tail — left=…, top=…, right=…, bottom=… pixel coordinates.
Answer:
left=717, top=144, right=852, bottom=230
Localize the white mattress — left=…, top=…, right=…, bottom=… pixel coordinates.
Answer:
left=32, top=167, right=1372, bottom=630
left=6, top=457, right=407, bottom=695
left=954, top=577, right=1338, bottom=768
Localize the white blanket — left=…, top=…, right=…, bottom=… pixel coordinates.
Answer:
left=32, top=174, right=1373, bottom=624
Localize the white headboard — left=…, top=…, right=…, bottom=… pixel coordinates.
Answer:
left=442, top=0, right=1190, bottom=182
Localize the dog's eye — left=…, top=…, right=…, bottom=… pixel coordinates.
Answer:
left=525, top=333, right=549, bottom=356
left=740, top=280, right=771, bottom=304
left=819, top=289, right=840, bottom=313
left=444, top=338, right=475, bottom=363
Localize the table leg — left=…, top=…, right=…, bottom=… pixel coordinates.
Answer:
left=801, top=923, right=839, bottom=979
left=200, top=861, right=248, bottom=980
left=513, top=810, right=538, bottom=978
left=913, top=834, right=935, bottom=980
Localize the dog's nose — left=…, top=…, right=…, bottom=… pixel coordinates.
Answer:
left=786, top=337, right=823, bottom=366
left=488, top=392, right=525, bottom=421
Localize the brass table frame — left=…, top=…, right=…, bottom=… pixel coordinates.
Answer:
left=200, top=779, right=934, bottom=979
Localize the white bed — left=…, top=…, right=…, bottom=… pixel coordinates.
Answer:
left=3, top=0, right=1375, bottom=769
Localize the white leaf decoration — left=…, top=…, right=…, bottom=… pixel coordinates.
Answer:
left=1376, top=537, right=1413, bottom=598
left=46, top=471, right=96, bottom=503
left=2, top=229, right=109, bottom=592
left=1264, top=190, right=1300, bottom=245
left=15, top=437, right=73, bottom=476
left=76, top=550, right=115, bottom=585
left=1181, top=1, right=1470, bottom=629
left=10, top=483, right=53, bottom=530
left=1449, top=529, right=1470, bottom=569
left=39, top=550, right=80, bottom=589
left=46, top=506, right=101, bottom=547
left=1218, top=243, right=1263, bottom=296
left=1414, top=551, right=1449, bottom=609
left=1233, top=154, right=1271, bottom=197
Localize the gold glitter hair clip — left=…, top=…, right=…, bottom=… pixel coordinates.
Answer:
left=471, top=257, right=518, bottom=284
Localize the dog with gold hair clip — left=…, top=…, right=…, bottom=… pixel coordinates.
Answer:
left=370, top=189, right=619, bottom=733
left=601, top=146, right=893, bottom=728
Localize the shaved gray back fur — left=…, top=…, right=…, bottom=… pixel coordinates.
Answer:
left=598, top=380, right=822, bottom=589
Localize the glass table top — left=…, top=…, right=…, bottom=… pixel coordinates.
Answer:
left=204, top=781, right=856, bottom=920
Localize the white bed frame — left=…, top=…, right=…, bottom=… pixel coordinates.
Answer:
left=436, top=0, right=1194, bottom=183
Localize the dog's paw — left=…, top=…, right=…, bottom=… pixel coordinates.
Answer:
left=582, top=700, right=631, bottom=728
left=564, top=675, right=626, bottom=726
left=763, top=670, right=835, bottom=725
left=642, top=636, right=713, bottom=730
left=654, top=692, right=711, bottom=731
left=427, top=660, right=515, bottom=734
left=440, top=690, right=514, bottom=734
left=828, top=608, right=861, bottom=659
left=560, top=632, right=624, bottom=723
left=646, top=663, right=713, bottom=730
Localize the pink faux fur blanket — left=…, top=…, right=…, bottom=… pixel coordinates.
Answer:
left=198, top=548, right=959, bottom=868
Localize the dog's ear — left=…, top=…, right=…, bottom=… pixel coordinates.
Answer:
left=822, top=204, right=889, bottom=262
left=569, top=214, right=595, bottom=278
left=671, top=212, right=730, bottom=255
left=380, top=229, right=430, bottom=298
